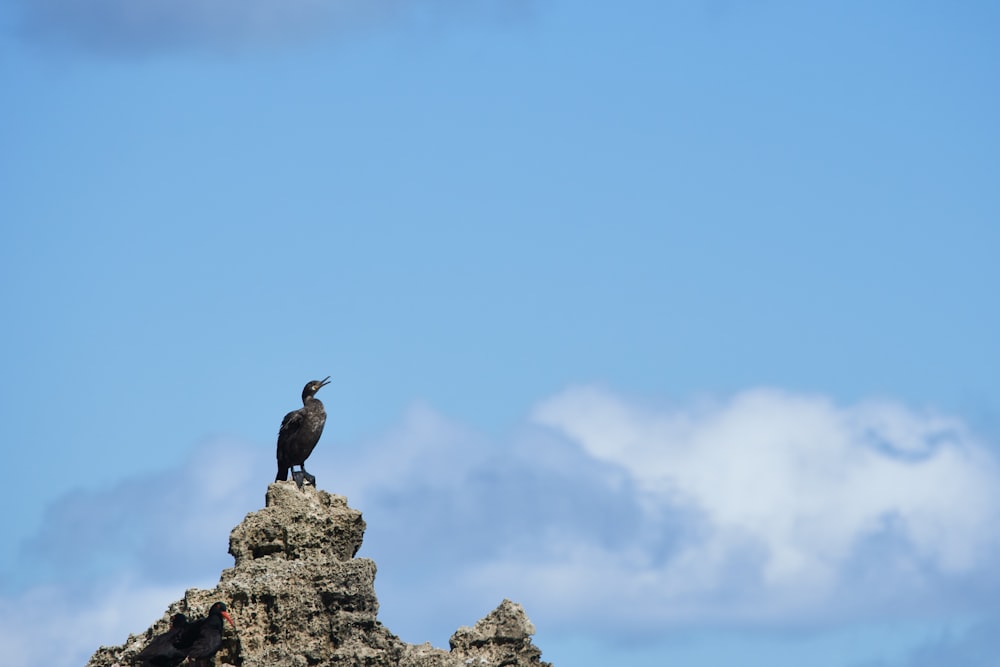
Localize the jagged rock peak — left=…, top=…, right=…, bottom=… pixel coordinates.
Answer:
left=85, top=482, right=551, bottom=667
left=451, top=599, right=551, bottom=667
left=229, top=482, right=366, bottom=564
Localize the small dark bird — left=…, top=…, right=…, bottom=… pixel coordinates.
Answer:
left=275, top=376, right=331, bottom=489
left=173, top=601, right=235, bottom=665
left=135, top=613, right=188, bottom=667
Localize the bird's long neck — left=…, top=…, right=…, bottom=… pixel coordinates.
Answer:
left=303, top=396, right=325, bottom=412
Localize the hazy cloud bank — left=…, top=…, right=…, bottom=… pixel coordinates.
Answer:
left=338, top=388, right=1000, bottom=636
left=0, top=438, right=260, bottom=667
left=4, top=387, right=1000, bottom=666
left=10, top=0, right=528, bottom=55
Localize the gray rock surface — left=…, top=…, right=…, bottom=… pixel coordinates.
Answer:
left=85, top=483, right=551, bottom=667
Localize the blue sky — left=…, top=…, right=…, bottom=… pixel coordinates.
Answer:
left=2, top=1, right=999, bottom=665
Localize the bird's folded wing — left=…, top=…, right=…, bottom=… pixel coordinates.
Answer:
left=279, top=410, right=304, bottom=435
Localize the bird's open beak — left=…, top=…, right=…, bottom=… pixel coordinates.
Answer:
left=222, top=611, right=235, bottom=627
left=319, top=376, right=331, bottom=388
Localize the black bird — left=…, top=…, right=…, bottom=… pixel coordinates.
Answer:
left=135, top=613, right=188, bottom=667
left=173, top=601, right=234, bottom=665
left=275, top=376, right=331, bottom=488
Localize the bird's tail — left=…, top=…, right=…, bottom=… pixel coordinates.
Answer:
left=276, top=466, right=289, bottom=482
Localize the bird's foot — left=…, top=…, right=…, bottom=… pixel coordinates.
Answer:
left=291, top=470, right=305, bottom=489
left=303, top=471, right=316, bottom=487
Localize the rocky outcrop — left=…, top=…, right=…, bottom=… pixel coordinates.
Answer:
left=85, top=483, right=551, bottom=667
left=450, top=599, right=548, bottom=667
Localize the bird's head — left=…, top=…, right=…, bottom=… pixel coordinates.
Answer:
left=301, top=376, right=331, bottom=402
left=210, top=602, right=235, bottom=627
left=170, top=613, right=188, bottom=629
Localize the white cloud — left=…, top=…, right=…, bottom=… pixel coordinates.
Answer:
left=526, top=386, right=1000, bottom=625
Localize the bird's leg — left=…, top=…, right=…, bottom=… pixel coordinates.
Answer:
left=291, top=468, right=305, bottom=489
left=302, top=468, right=316, bottom=487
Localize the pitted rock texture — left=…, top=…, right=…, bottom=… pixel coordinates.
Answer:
left=230, top=483, right=366, bottom=564
left=84, top=483, right=550, bottom=667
